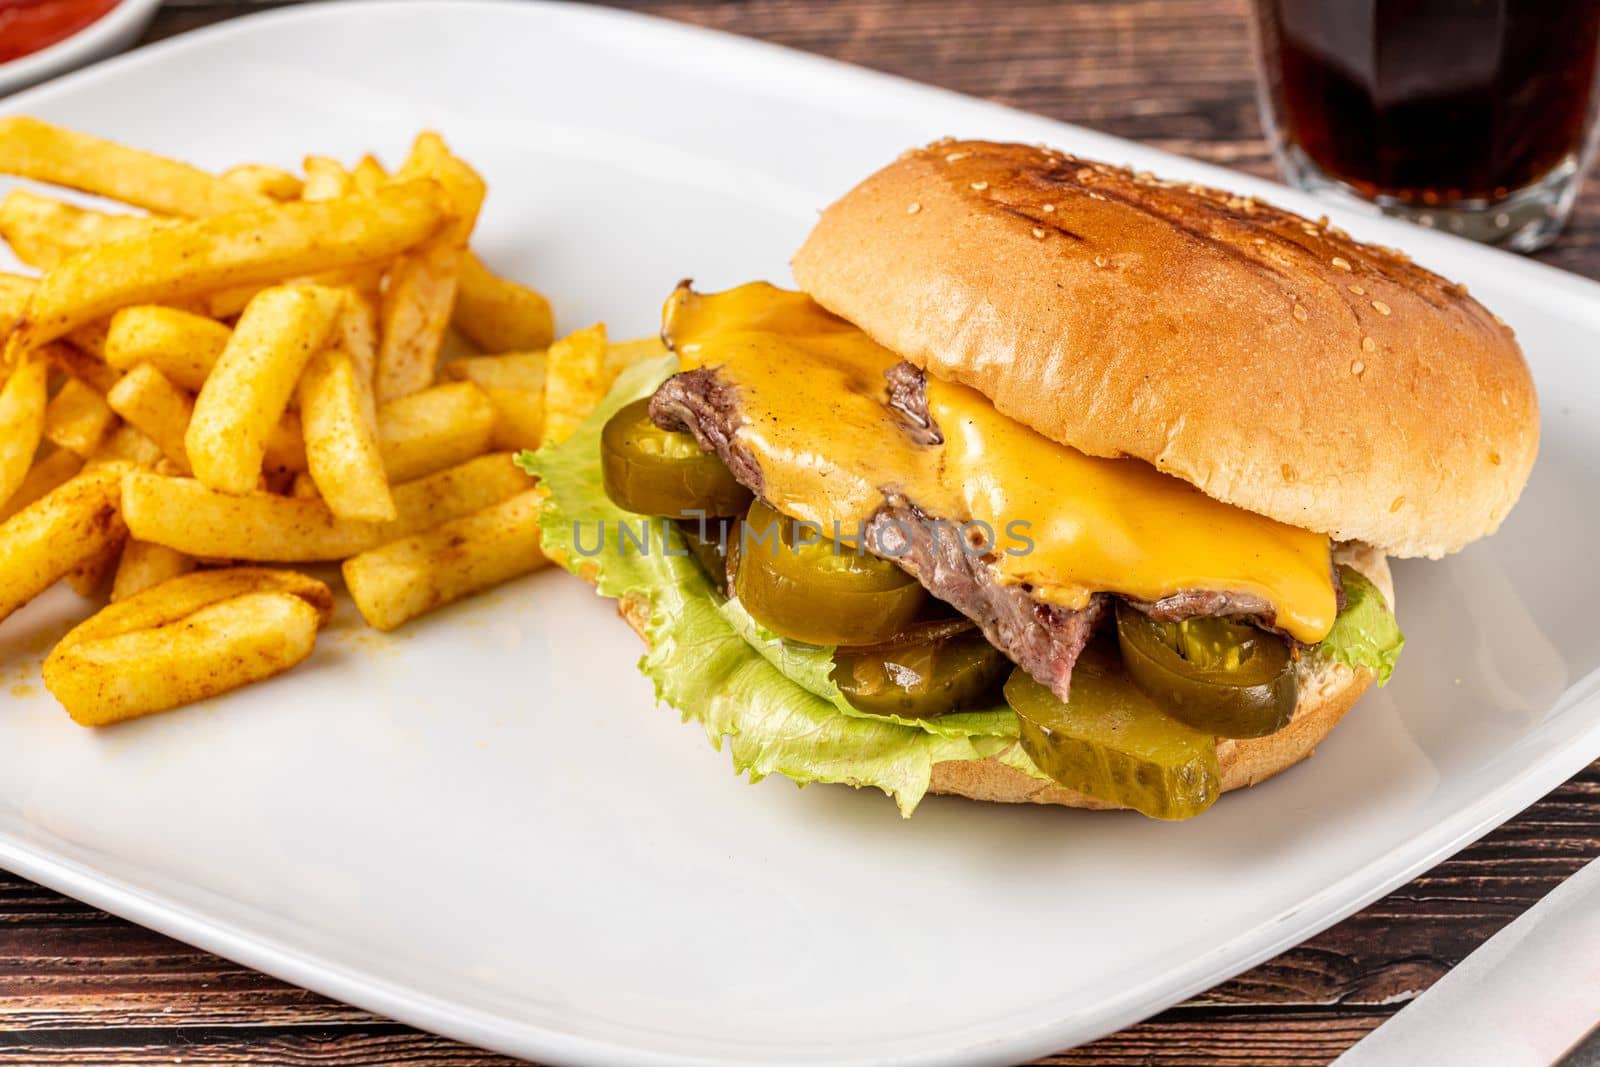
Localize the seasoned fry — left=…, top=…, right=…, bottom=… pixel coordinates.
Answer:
left=542, top=323, right=608, bottom=444
left=91, top=424, right=164, bottom=468
left=377, top=381, right=496, bottom=482
left=0, top=356, right=49, bottom=510
left=107, top=363, right=198, bottom=473
left=453, top=252, right=555, bottom=353
left=298, top=348, right=395, bottom=522
left=301, top=156, right=353, bottom=201
left=6, top=181, right=450, bottom=358
left=0, top=117, right=270, bottom=217
left=329, top=291, right=379, bottom=421
left=64, top=535, right=123, bottom=597
left=42, top=337, right=120, bottom=394
left=0, top=189, right=172, bottom=269
left=442, top=351, right=546, bottom=391
left=606, top=336, right=669, bottom=378
left=69, top=568, right=333, bottom=644
left=44, top=590, right=322, bottom=726
left=42, top=377, right=116, bottom=457
left=105, top=305, right=231, bottom=391
left=344, top=489, right=548, bottom=631
left=110, top=540, right=195, bottom=602
left=0, top=462, right=129, bottom=624
left=187, top=286, right=342, bottom=493
left=121, top=452, right=529, bottom=561
left=109, top=360, right=306, bottom=477
left=481, top=387, right=544, bottom=450
left=376, top=134, right=486, bottom=403
left=351, top=154, right=388, bottom=194
left=0, top=447, right=81, bottom=522
left=221, top=163, right=304, bottom=202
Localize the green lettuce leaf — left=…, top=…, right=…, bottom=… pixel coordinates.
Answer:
left=516, top=356, right=1009, bottom=814
left=1316, top=566, right=1405, bottom=686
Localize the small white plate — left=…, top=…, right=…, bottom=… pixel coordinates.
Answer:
left=0, top=0, right=161, bottom=96
left=1, top=4, right=1597, bottom=1065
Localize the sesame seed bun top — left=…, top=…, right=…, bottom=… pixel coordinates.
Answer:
left=791, top=140, right=1539, bottom=559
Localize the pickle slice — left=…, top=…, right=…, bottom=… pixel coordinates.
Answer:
left=1005, top=644, right=1221, bottom=820
left=833, top=623, right=1009, bottom=719
left=1114, top=603, right=1297, bottom=739
left=601, top=398, right=752, bottom=517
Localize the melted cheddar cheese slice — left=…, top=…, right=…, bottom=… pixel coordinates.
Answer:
left=663, top=282, right=1337, bottom=644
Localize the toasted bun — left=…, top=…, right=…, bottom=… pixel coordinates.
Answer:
left=792, top=140, right=1538, bottom=559
left=608, top=543, right=1391, bottom=813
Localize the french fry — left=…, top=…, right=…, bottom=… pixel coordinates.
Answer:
left=187, top=286, right=342, bottom=493
left=64, top=535, right=123, bottom=597
left=0, top=117, right=269, bottom=217
left=301, top=156, right=353, bottom=201
left=0, top=189, right=172, bottom=269
left=329, top=290, right=379, bottom=422
left=42, top=377, right=116, bottom=457
left=351, top=154, right=388, bottom=195
left=0, top=356, right=49, bottom=510
left=220, top=163, right=304, bottom=202
left=44, top=589, right=323, bottom=726
left=0, top=462, right=129, bottom=624
left=298, top=347, right=395, bottom=522
left=344, top=488, right=548, bottom=631
left=377, top=381, right=496, bottom=482
left=6, top=181, right=450, bottom=359
left=289, top=471, right=321, bottom=500
left=91, top=424, right=164, bottom=468
left=121, top=452, right=529, bottom=561
left=442, top=351, right=546, bottom=390
left=105, top=305, right=231, bottom=391
left=0, top=447, right=81, bottom=523
left=441, top=350, right=549, bottom=451
left=376, top=134, right=486, bottom=403
left=542, top=323, right=607, bottom=444
left=42, top=337, right=120, bottom=394
left=110, top=540, right=195, bottom=602
left=606, top=336, right=669, bottom=378
left=107, top=363, right=198, bottom=473
left=452, top=251, right=555, bottom=353
left=65, top=567, right=333, bottom=645
left=109, top=361, right=306, bottom=478
left=480, top=387, right=544, bottom=451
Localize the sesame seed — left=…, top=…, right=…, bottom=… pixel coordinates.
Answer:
left=1292, top=304, right=1308, bottom=322
left=1042, top=203, right=1056, bottom=213
left=1351, top=360, right=1365, bottom=376
left=1032, top=227, right=1046, bottom=238
left=1389, top=495, right=1406, bottom=513
left=1093, top=255, right=1107, bottom=268
left=1362, top=336, right=1376, bottom=353
left=1349, top=284, right=1366, bottom=295
left=945, top=152, right=968, bottom=163
left=1372, top=300, right=1392, bottom=316
left=906, top=202, right=921, bottom=215
left=970, top=180, right=989, bottom=191
left=1077, top=168, right=1095, bottom=181
left=1280, top=464, right=1296, bottom=483
left=1088, top=191, right=1107, bottom=201
left=1331, top=256, right=1351, bottom=271
left=1489, top=451, right=1503, bottom=466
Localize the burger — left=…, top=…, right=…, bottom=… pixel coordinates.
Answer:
left=519, top=140, right=1538, bottom=819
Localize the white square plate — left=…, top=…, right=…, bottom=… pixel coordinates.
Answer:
left=2, top=4, right=1598, bottom=1065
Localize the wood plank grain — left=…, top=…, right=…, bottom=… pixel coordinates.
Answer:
left=0, top=2, right=1594, bottom=1065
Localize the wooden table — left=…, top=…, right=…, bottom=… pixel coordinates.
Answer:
left=4, top=1, right=1597, bottom=1063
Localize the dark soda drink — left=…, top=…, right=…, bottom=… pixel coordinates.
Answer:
left=1252, top=0, right=1600, bottom=248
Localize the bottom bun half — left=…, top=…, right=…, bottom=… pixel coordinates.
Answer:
left=611, top=547, right=1391, bottom=812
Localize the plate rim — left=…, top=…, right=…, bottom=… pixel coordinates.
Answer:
left=2, top=3, right=1599, bottom=1066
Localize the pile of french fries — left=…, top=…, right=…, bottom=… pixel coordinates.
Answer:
left=0, top=117, right=659, bottom=727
